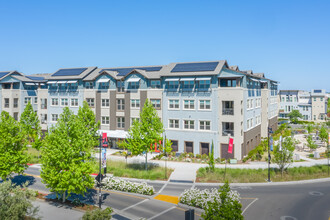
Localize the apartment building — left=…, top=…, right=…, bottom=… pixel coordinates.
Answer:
left=278, top=89, right=328, bottom=122
left=0, top=61, right=278, bottom=160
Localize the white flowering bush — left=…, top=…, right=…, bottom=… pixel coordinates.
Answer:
left=103, top=177, right=154, bottom=195
left=180, top=187, right=240, bottom=210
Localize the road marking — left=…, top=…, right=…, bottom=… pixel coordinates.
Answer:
left=24, top=173, right=41, bottom=178
left=242, top=198, right=258, bottom=215
left=149, top=206, right=176, bottom=220
left=154, top=194, right=179, bottom=204
left=241, top=197, right=258, bottom=200
left=156, top=181, right=168, bottom=195
left=120, top=199, right=148, bottom=211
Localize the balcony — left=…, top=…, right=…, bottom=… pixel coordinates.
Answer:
left=222, top=108, right=234, bottom=115
left=222, top=130, right=234, bottom=136
left=41, top=104, right=47, bottom=110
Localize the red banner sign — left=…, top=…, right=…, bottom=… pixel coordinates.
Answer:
left=228, top=138, right=233, bottom=154
left=102, top=133, right=108, bottom=147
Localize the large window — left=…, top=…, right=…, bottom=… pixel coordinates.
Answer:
left=85, top=82, right=94, bottom=89
left=199, top=100, right=210, bottom=110
left=182, top=80, right=194, bottom=90
left=169, top=119, right=179, bottom=129
left=52, top=114, right=58, bottom=122
left=220, top=79, right=237, bottom=87
left=131, top=99, right=140, bottom=108
left=169, top=99, right=179, bottom=109
left=86, top=98, right=95, bottom=107
left=222, top=101, right=234, bottom=115
left=184, top=100, right=195, bottom=110
left=150, top=99, right=161, bottom=109
left=71, top=98, right=78, bottom=107
left=117, top=81, right=125, bottom=92
left=171, top=140, right=178, bottom=152
left=99, top=82, right=109, bottom=90
left=151, top=80, right=161, bottom=89
left=13, top=98, right=18, bottom=108
left=184, top=120, right=195, bottom=130
left=4, top=98, right=9, bottom=108
left=185, top=141, right=193, bottom=153
left=222, top=122, right=234, bottom=136
left=24, top=97, right=31, bottom=105
left=198, top=80, right=210, bottom=90
left=168, top=81, right=179, bottom=90
left=40, top=114, right=47, bottom=124
left=117, top=117, right=125, bottom=128
left=117, top=99, right=125, bottom=111
left=41, top=98, right=47, bottom=109
left=199, top=121, right=211, bottom=130
left=61, top=98, right=68, bottom=106
left=200, top=142, right=210, bottom=155
left=102, top=99, right=110, bottom=107
left=128, top=82, right=139, bottom=90
left=51, top=98, right=58, bottom=106
left=102, top=116, right=110, bottom=125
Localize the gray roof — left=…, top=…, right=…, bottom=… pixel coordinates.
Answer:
left=229, top=65, right=239, bottom=71
left=47, top=67, right=97, bottom=80
left=0, top=71, right=23, bottom=81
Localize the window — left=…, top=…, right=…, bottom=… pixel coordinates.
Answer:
left=199, top=100, right=211, bottom=110
left=128, top=81, right=139, bottom=90
left=184, top=100, right=194, bottom=110
left=314, top=97, right=316, bottom=101
left=52, top=114, right=58, bottom=122
left=51, top=98, right=58, bottom=106
left=71, top=98, right=78, bottom=107
left=131, top=117, right=139, bottom=125
left=184, top=120, right=195, bottom=130
left=222, top=101, right=234, bottom=115
left=151, top=80, right=161, bottom=89
left=200, top=143, right=210, bottom=155
left=314, top=115, right=316, bottom=120
left=85, top=82, right=94, bottom=89
left=61, top=98, right=69, bottom=106
left=40, top=114, right=47, bottom=124
left=117, top=99, right=125, bottom=110
left=150, top=99, right=161, bottom=109
left=41, top=98, right=47, bottom=109
left=182, top=80, right=194, bottom=90
left=131, top=99, right=140, bottom=108
left=185, top=141, right=193, bottom=153
left=69, top=83, right=78, bottom=91
left=102, top=99, right=110, bottom=107
left=99, top=82, right=109, bottom=90
left=198, top=80, right=210, bottom=90
left=86, top=98, right=95, bottom=107
left=169, top=119, right=179, bottom=129
left=222, top=122, right=234, bottom=136
left=102, top=116, right=110, bottom=125
left=220, top=79, right=237, bottom=87
left=117, top=81, right=125, bottom=92
left=14, top=112, right=18, bottom=121
left=169, top=100, right=179, bottom=109
left=171, top=140, right=178, bottom=152
left=13, top=98, right=18, bottom=108
left=321, top=97, right=323, bottom=101
left=4, top=98, right=9, bottom=108
left=24, top=97, right=31, bottom=105
left=34, top=97, right=38, bottom=104
left=117, top=117, right=125, bottom=128
left=281, top=97, right=284, bottom=102
left=168, top=81, right=179, bottom=90
left=199, top=121, right=211, bottom=130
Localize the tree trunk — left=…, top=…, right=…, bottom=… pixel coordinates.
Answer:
left=62, top=191, right=66, bottom=203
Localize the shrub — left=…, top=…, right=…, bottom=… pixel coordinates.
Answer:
left=82, top=207, right=113, bottom=220
left=195, top=154, right=201, bottom=159
left=188, top=152, right=194, bottom=158
left=103, top=177, right=154, bottom=195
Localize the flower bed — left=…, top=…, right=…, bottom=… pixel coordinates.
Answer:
left=103, top=177, right=154, bottom=195
left=179, top=188, right=240, bottom=209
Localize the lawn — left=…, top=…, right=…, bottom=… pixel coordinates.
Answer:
left=26, top=147, right=41, bottom=164
left=92, top=159, right=173, bottom=181
left=197, top=165, right=330, bottom=183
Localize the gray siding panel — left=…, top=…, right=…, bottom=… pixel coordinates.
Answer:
left=110, top=91, right=116, bottom=130
left=124, top=92, right=130, bottom=130
left=95, top=92, right=101, bottom=122
left=140, top=91, right=147, bottom=111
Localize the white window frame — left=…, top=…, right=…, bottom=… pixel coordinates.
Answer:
left=24, top=97, right=32, bottom=105
left=199, top=100, right=211, bottom=110
left=61, top=98, right=69, bottom=107
left=51, top=98, right=58, bottom=106
left=183, top=119, right=195, bottom=130
left=199, top=120, right=211, bottom=131
left=101, top=99, right=110, bottom=107
left=150, top=99, right=161, bottom=109
left=168, top=99, right=180, bottom=110
left=131, top=99, right=140, bottom=108
left=168, top=119, right=179, bottom=129
left=101, top=116, right=110, bottom=125
left=71, top=98, right=79, bottom=107
left=183, top=99, right=195, bottom=110
left=117, top=117, right=125, bottom=128
left=51, top=114, right=58, bottom=122
left=86, top=98, right=95, bottom=107
left=34, top=97, right=38, bottom=104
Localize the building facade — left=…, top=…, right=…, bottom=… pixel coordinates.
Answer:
left=0, top=61, right=278, bottom=160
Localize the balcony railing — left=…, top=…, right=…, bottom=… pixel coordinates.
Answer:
left=222, top=108, right=234, bottom=115
left=222, top=130, right=234, bottom=136
left=41, top=104, right=47, bottom=109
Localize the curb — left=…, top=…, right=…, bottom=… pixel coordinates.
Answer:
left=177, top=202, right=204, bottom=213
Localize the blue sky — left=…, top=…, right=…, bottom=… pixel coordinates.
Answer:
left=0, top=0, right=329, bottom=91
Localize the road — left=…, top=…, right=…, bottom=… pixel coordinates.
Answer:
left=13, top=166, right=330, bottom=220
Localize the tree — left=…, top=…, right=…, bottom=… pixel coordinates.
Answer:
left=202, top=181, right=243, bottom=220
left=208, top=141, right=215, bottom=172
left=0, top=111, right=29, bottom=180
left=0, top=180, right=39, bottom=219
left=82, top=207, right=113, bottom=220
left=306, top=135, right=317, bottom=151
left=306, top=124, right=314, bottom=134
left=273, top=137, right=295, bottom=177
left=288, top=110, right=303, bottom=124
left=41, top=107, right=95, bottom=202
left=319, top=126, right=328, bottom=147
left=121, top=99, right=164, bottom=170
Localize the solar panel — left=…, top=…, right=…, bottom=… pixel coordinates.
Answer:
left=52, top=68, right=87, bottom=76
left=100, top=66, right=162, bottom=76
left=171, top=62, right=219, bottom=72
left=0, top=72, right=10, bottom=78
left=26, top=76, right=45, bottom=81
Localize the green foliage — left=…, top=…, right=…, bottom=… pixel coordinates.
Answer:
left=82, top=207, right=113, bottom=220
left=242, top=140, right=266, bottom=163
left=20, top=102, right=42, bottom=150
left=41, top=107, right=95, bottom=201
left=273, top=137, right=295, bottom=176
left=0, top=180, right=39, bottom=219
left=202, top=181, right=243, bottom=220
left=0, top=111, right=29, bottom=180
left=160, top=138, right=172, bottom=154
left=319, top=126, right=328, bottom=147
left=306, top=124, right=314, bottom=134
left=288, top=110, right=303, bottom=124
left=208, top=141, right=215, bottom=172
left=307, top=135, right=317, bottom=151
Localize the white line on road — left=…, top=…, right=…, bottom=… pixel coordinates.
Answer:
left=242, top=198, right=258, bottom=215
left=120, top=199, right=148, bottom=212
left=148, top=206, right=176, bottom=220
left=156, top=181, right=169, bottom=195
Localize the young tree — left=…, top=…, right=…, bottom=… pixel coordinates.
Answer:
left=273, top=137, right=295, bottom=177
left=307, top=135, right=317, bottom=151
left=319, top=126, right=328, bottom=147
left=41, top=107, right=95, bottom=202
left=288, top=110, right=303, bottom=124
left=0, top=111, right=29, bottom=180
left=121, top=99, right=164, bottom=170
left=306, top=124, right=314, bottom=134
left=0, top=180, right=39, bottom=219
left=20, top=102, right=42, bottom=150
left=202, top=181, right=243, bottom=220
left=208, top=141, right=215, bottom=172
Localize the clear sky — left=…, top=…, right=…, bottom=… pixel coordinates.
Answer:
left=0, top=0, right=329, bottom=91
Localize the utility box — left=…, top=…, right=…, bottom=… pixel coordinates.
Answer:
left=185, top=209, right=194, bottom=220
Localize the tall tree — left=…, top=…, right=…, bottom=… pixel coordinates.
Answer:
left=319, top=126, right=328, bottom=147
left=0, top=111, right=29, bottom=180
left=287, top=110, right=303, bottom=124
left=20, top=102, right=42, bottom=149
left=273, top=137, right=295, bottom=177
left=121, top=99, right=164, bottom=170
left=41, top=107, right=95, bottom=202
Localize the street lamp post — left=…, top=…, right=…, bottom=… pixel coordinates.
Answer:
left=98, top=134, right=108, bottom=209
left=267, top=127, right=273, bottom=182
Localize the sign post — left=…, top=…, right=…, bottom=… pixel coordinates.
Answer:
left=224, top=137, right=233, bottom=180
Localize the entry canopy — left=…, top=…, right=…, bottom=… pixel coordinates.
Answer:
left=126, top=78, right=141, bottom=83
left=97, top=78, right=110, bottom=83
